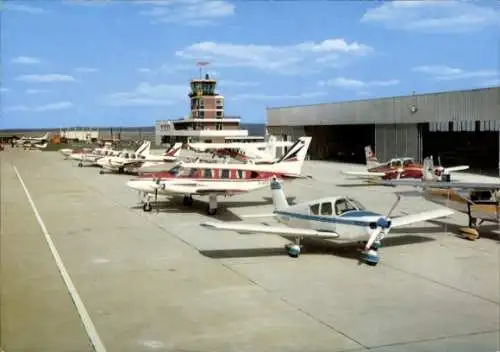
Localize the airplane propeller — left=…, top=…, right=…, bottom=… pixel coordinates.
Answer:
left=364, top=194, right=401, bottom=251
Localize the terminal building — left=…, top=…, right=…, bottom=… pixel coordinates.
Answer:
left=266, top=87, right=500, bottom=174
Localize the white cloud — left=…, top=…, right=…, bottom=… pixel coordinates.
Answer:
left=62, top=0, right=112, bottom=6
left=218, top=80, right=258, bottom=87
left=137, top=0, right=235, bottom=26
left=0, top=88, right=9, bottom=93
left=319, top=77, right=400, bottom=89
left=413, top=65, right=499, bottom=80
left=26, top=89, right=50, bottom=95
left=175, top=38, right=373, bottom=74
left=232, top=92, right=327, bottom=101
left=75, top=67, right=98, bottom=73
left=5, top=101, right=73, bottom=113
left=103, top=82, right=188, bottom=107
left=11, top=56, right=42, bottom=65
left=138, top=68, right=152, bottom=73
left=4, top=3, right=48, bottom=14
left=361, top=0, right=500, bottom=33
left=15, top=74, right=77, bottom=83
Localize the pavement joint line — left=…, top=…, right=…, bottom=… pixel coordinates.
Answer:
left=219, top=261, right=368, bottom=350
left=383, top=262, right=499, bottom=305
left=12, top=164, right=107, bottom=352
left=362, top=328, right=500, bottom=350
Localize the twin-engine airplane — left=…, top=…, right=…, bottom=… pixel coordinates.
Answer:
left=126, top=137, right=312, bottom=215
left=97, top=142, right=182, bottom=174
left=187, top=135, right=295, bottom=164
left=341, top=146, right=469, bottom=181
left=16, top=132, right=49, bottom=148
left=380, top=157, right=500, bottom=240
left=70, top=142, right=121, bottom=167
left=201, top=177, right=454, bottom=265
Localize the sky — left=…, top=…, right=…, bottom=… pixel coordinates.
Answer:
left=1, top=0, right=499, bottom=129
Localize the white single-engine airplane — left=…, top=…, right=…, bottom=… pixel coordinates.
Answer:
left=201, top=177, right=454, bottom=265
left=126, top=137, right=312, bottom=215
left=379, top=157, right=500, bottom=240
left=70, top=142, right=122, bottom=167
left=98, top=142, right=182, bottom=174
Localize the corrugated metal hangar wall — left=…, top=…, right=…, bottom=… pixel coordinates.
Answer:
left=266, top=87, right=500, bottom=173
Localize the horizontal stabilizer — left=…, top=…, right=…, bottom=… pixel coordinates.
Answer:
left=201, top=222, right=340, bottom=239
left=391, top=208, right=454, bottom=228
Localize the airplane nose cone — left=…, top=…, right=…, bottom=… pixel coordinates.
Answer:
left=376, top=217, right=391, bottom=229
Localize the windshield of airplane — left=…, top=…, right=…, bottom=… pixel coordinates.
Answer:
left=168, top=165, right=181, bottom=176
left=347, top=197, right=366, bottom=210
left=403, top=158, right=415, bottom=166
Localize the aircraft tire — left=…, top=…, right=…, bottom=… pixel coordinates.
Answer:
left=143, top=203, right=152, bottom=212
left=207, top=207, right=217, bottom=216
left=78, top=162, right=83, bottom=167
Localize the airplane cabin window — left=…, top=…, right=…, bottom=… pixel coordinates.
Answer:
left=309, top=203, right=320, bottom=215
left=130, top=154, right=136, bottom=159
left=221, top=169, right=230, bottom=178
left=320, top=202, right=333, bottom=216
left=203, top=168, right=212, bottom=178
left=403, top=159, right=412, bottom=167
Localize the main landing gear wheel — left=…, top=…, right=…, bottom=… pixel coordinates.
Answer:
left=99, top=170, right=104, bottom=175
left=207, top=207, right=217, bottom=216
left=183, top=196, right=194, bottom=206
left=462, top=204, right=481, bottom=241
left=78, top=162, right=83, bottom=167
left=118, top=167, right=124, bottom=174
left=142, top=202, right=152, bottom=212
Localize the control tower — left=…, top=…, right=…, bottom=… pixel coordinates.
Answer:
left=189, top=73, right=224, bottom=120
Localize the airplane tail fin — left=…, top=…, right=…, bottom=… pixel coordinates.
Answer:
left=274, top=136, right=312, bottom=175
left=164, top=143, right=182, bottom=157
left=422, top=156, right=436, bottom=181
left=270, top=177, right=289, bottom=211
left=136, top=141, right=151, bottom=156
left=365, top=146, right=379, bottom=169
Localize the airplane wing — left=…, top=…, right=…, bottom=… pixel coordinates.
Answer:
left=341, top=170, right=386, bottom=178
left=201, top=222, right=340, bottom=239
left=381, top=179, right=500, bottom=190
left=390, top=208, right=454, bottom=228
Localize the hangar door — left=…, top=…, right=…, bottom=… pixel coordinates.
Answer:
left=422, top=121, right=499, bottom=176
left=304, top=124, right=375, bottom=163
left=374, top=124, right=422, bottom=162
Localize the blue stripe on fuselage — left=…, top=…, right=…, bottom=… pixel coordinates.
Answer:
left=340, top=210, right=380, bottom=217
left=274, top=210, right=381, bottom=227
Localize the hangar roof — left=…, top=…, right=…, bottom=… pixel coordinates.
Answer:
left=266, top=86, right=500, bottom=126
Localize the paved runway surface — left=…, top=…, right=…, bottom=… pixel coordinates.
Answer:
left=1, top=148, right=499, bottom=352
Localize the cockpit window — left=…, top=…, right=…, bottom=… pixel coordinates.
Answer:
left=403, top=158, right=414, bottom=167
left=390, top=159, right=402, bottom=168
left=169, top=165, right=181, bottom=176
left=130, top=154, right=136, bottom=159
left=320, top=202, right=333, bottom=216
left=309, top=203, right=320, bottom=215
left=335, top=198, right=357, bottom=215
left=347, top=198, right=365, bottom=210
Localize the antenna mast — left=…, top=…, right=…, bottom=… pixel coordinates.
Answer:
left=196, top=60, right=210, bottom=79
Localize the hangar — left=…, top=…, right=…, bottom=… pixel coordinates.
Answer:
left=266, top=87, right=500, bottom=175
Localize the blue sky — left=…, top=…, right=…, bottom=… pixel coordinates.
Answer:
left=2, top=0, right=499, bottom=129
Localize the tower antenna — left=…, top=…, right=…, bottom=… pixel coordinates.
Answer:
left=196, top=60, right=210, bottom=79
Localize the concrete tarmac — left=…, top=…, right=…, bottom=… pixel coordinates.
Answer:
left=1, top=148, right=499, bottom=352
